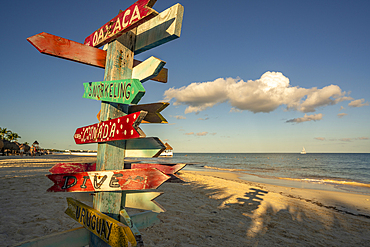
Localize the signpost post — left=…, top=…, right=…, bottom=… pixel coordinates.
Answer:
left=27, top=1, right=185, bottom=246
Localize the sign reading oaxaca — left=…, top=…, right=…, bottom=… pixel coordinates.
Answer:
left=84, top=0, right=158, bottom=47
left=83, top=79, right=145, bottom=104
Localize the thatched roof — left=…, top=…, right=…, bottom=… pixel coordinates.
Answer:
left=164, top=142, right=173, bottom=150
left=33, top=140, right=39, bottom=145
left=0, top=140, right=3, bottom=149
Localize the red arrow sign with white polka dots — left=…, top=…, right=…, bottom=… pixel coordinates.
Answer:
left=73, top=111, right=147, bottom=144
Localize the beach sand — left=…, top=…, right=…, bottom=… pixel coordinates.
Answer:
left=1, top=155, right=370, bottom=246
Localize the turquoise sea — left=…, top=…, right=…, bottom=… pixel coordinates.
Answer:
left=136, top=153, right=370, bottom=195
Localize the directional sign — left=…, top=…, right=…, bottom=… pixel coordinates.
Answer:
left=47, top=168, right=170, bottom=192
left=125, top=137, right=166, bottom=157
left=128, top=211, right=160, bottom=230
left=74, top=111, right=146, bottom=144
left=83, top=79, right=145, bottom=104
left=97, top=102, right=169, bottom=123
left=123, top=191, right=165, bottom=213
left=132, top=56, right=166, bottom=83
left=128, top=163, right=185, bottom=175
left=65, top=198, right=136, bottom=247
left=135, top=3, right=184, bottom=54
left=84, top=0, right=158, bottom=48
left=129, top=102, right=169, bottom=123
left=27, top=32, right=168, bottom=82
left=49, top=163, right=96, bottom=174
left=49, top=162, right=185, bottom=176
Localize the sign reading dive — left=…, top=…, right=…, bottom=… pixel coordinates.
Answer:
left=74, top=111, right=146, bottom=144
left=47, top=168, right=170, bottom=192
left=65, top=198, right=136, bottom=247
left=84, top=0, right=158, bottom=48
left=49, top=162, right=186, bottom=176
left=83, top=79, right=145, bottom=104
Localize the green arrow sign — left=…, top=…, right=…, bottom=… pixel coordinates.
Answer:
left=83, top=79, right=145, bottom=104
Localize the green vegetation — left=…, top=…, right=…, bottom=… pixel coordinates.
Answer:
left=0, top=127, right=21, bottom=142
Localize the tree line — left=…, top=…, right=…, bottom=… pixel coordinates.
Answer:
left=0, top=127, right=25, bottom=143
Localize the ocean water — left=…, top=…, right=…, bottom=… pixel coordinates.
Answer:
left=135, top=153, right=370, bottom=195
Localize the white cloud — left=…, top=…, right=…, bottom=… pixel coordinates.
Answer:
left=358, top=137, right=369, bottom=140
left=164, top=71, right=353, bottom=114
left=197, top=117, right=209, bottom=120
left=286, top=113, right=323, bottom=123
left=340, top=106, right=345, bottom=111
left=314, top=137, right=326, bottom=141
left=340, top=138, right=352, bottom=142
left=196, top=132, right=208, bottom=136
left=173, top=115, right=186, bottom=120
left=185, top=131, right=210, bottom=136
left=348, top=99, right=369, bottom=107
left=337, top=113, right=347, bottom=118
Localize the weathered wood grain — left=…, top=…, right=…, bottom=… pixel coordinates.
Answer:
left=92, top=28, right=137, bottom=247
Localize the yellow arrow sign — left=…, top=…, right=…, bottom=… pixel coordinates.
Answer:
left=65, top=198, right=136, bottom=247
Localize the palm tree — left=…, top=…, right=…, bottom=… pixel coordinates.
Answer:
left=0, top=128, right=11, bottom=140
left=8, top=132, right=21, bottom=142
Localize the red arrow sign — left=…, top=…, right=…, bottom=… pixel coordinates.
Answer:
left=47, top=168, right=170, bottom=192
left=27, top=32, right=168, bottom=83
left=49, top=162, right=185, bottom=175
left=74, top=111, right=146, bottom=144
left=84, top=0, right=158, bottom=48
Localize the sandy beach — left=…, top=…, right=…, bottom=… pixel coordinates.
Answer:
left=1, top=155, right=370, bottom=246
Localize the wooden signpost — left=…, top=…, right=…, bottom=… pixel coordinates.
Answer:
left=47, top=168, right=169, bottom=192
left=27, top=0, right=185, bottom=246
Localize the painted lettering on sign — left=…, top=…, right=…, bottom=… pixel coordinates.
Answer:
left=65, top=198, right=136, bottom=247
left=47, top=168, right=170, bottom=192
left=74, top=111, right=146, bottom=144
left=83, top=79, right=145, bottom=104
left=84, top=0, right=158, bottom=47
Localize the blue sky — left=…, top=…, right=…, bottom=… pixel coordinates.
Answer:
left=1, top=0, right=369, bottom=153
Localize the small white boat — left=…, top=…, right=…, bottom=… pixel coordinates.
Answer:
left=160, top=142, right=173, bottom=157
left=301, top=147, right=306, bottom=155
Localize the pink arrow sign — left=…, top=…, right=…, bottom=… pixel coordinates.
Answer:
left=47, top=168, right=170, bottom=192
left=74, top=111, right=146, bottom=144
left=84, top=0, right=158, bottom=47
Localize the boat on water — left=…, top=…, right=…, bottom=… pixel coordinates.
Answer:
left=301, top=147, right=306, bottom=154
left=160, top=142, right=173, bottom=157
